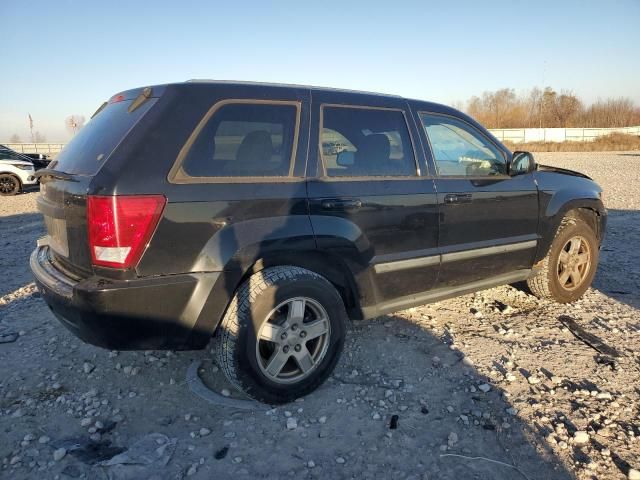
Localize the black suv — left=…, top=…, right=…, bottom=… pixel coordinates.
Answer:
left=31, top=81, right=606, bottom=403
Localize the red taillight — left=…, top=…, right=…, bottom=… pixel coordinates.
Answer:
left=87, top=195, right=166, bottom=269
left=109, top=94, right=126, bottom=103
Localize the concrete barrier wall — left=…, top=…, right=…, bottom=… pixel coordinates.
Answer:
left=4, top=125, right=640, bottom=152
left=489, top=126, right=640, bottom=143
left=3, top=143, right=66, bottom=155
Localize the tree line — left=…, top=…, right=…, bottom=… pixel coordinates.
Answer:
left=9, top=132, right=47, bottom=143
left=458, top=87, right=640, bottom=129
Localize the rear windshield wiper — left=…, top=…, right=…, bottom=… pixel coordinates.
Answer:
left=34, top=169, right=79, bottom=182
left=128, top=87, right=153, bottom=113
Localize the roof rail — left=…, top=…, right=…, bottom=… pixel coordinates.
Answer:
left=183, top=79, right=402, bottom=98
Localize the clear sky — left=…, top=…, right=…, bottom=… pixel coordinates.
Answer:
left=1, top=0, right=638, bottom=141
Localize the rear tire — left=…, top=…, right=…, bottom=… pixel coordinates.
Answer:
left=0, top=174, right=21, bottom=196
left=526, top=215, right=599, bottom=303
left=213, top=266, right=347, bottom=404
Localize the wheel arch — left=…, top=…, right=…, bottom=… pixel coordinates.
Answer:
left=536, top=197, right=606, bottom=263
left=241, top=250, right=364, bottom=320
left=187, top=248, right=367, bottom=350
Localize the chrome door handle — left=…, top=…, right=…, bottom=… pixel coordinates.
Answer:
left=321, top=199, right=363, bottom=210
left=444, top=193, right=472, bottom=204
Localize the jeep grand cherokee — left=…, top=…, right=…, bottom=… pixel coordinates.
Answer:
left=31, top=81, right=606, bottom=403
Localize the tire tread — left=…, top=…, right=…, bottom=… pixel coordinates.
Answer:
left=213, top=266, right=328, bottom=402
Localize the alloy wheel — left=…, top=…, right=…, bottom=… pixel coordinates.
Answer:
left=556, top=235, right=591, bottom=291
left=255, top=297, right=331, bottom=384
left=0, top=176, right=17, bottom=194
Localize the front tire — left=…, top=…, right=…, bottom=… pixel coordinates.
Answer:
left=527, top=215, right=599, bottom=303
left=0, top=174, right=21, bottom=196
left=213, top=266, right=347, bottom=404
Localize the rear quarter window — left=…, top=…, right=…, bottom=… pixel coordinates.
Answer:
left=53, top=98, right=157, bottom=176
left=174, top=101, right=300, bottom=179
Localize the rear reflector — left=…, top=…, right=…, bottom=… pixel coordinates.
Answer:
left=87, top=195, right=166, bottom=269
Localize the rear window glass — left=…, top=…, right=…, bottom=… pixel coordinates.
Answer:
left=53, top=98, right=157, bottom=176
left=180, top=102, right=298, bottom=178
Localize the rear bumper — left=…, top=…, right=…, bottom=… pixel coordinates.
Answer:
left=30, top=245, right=221, bottom=350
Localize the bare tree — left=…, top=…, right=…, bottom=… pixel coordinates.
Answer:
left=539, top=88, right=558, bottom=127
left=554, top=91, right=582, bottom=127
left=525, top=87, right=543, bottom=127
left=466, top=89, right=523, bottom=128
left=34, top=131, right=47, bottom=143
left=490, top=89, right=518, bottom=128
left=9, top=134, right=22, bottom=143
left=464, top=86, right=639, bottom=128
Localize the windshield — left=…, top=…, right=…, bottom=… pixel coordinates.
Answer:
left=53, top=98, right=157, bottom=176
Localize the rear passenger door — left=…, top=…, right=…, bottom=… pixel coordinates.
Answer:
left=415, top=111, right=539, bottom=287
left=306, top=91, right=439, bottom=310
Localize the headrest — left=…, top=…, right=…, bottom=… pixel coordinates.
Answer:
left=236, top=130, right=273, bottom=164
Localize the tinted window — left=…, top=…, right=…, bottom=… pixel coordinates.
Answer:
left=182, top=103, right=298, bottom=177
left=0, top=148, right=31, bottom=162
left=420, top=113, right=506, bottom=176
left=321, top=128, right=355, bottom=160
left=321, top=107, right=416, bottom=177
left=54, top=98, right=157, bottom=176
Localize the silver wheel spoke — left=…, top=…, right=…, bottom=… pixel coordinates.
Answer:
left=570, top=268, right=582, bottom=286
left=265, top=350, right=290, bottom=377
left=558, top=250, right=570, bottom=264
left=295, top=347, right=314, bottom=373
left=576, top=253, right=589, bottom=266
left=557, top=236, right=591, bottom=291
left=303, top=317, right=329, bottom=341
left=569, top=238, right=581, bottom=255
left=259, top=322, right=283, bottom=343
left=256, top=295, right=331, bottom=384
left=288, top=299, right=306, bottom=323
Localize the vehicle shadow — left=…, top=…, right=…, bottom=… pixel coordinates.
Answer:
left=203, top=198, right=574, bottom=479
left=0, top=292, right=580, bottom=480
left=592, top=208, right=640, bottom=309
left=309, top=312, right=576, bottom=480
left=22, top=185, right=41, bottom=194
left=180, top=307, right=576, bottom=479
left=3, top=192, right=633, bottom=478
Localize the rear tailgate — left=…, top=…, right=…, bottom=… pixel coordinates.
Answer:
left=37, top=88, right=160, bottom=275
left=38, top=176, right=94, bottom=276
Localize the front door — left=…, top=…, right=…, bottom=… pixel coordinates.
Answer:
left=417, top=111, right=539, bottom=287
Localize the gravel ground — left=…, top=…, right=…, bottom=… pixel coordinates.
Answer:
left=1, top=152, right=639, bottom=480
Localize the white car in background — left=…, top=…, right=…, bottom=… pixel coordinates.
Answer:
left=0, top=147, right=37, bottom=195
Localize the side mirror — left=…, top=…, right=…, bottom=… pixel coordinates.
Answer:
left=336, top=150, right=355, bottom=167
left=509, top=151, right=536, bottom=176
